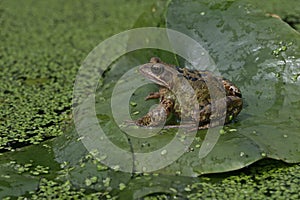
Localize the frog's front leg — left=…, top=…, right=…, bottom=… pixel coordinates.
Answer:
left=145, top=92, right=161, bottom=100
left=135, top=99, right=174, bottom=127
left=144, top=87, right=168, bottom=100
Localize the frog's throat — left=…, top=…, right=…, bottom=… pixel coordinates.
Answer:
left=146, top=76, right=170, bottom=88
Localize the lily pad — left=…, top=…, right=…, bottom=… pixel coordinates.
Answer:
left=74, top=0, right=300, bottom=178
left=165, top=0, right=300, bottom=173
left=86, top=0, right=300, bottom=177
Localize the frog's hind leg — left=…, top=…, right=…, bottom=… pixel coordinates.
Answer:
left=135, top=104, right=167, bottom=126
left=159, top=124, right=208, bottom=134
left=163, top=123, right=209, bottom=131
left=225, top=96, right=243, bottom=123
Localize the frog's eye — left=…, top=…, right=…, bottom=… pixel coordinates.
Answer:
left=151, top=63, right=164, bottom=75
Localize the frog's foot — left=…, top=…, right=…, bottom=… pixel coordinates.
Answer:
left=224, top=96, right=243, bottom=123
left=145, top=92, right=161, bottom=100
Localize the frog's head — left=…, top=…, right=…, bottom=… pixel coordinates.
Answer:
left=139, top=57, right=176, bottom=89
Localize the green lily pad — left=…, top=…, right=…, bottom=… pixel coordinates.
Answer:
left=74, top=0, right=300, bottom=178
left=165, top=0, right=300, bottom=174
left=86, top=0, right=300, bottom=177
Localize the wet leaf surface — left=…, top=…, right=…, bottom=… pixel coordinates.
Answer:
left=164, top=0, right=300, bottom=174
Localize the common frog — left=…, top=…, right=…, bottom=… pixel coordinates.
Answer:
left=136, top=57, right=243, bottom=129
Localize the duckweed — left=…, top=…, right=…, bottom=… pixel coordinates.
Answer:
left=130, top=101, right=137, bottom=107
left=0, top=0, right=159, bottom=152
left=119, top=183, right=126, bottom=191
left=85, top=176, right=98, bottom=187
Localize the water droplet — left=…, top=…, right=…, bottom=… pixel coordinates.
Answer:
left=200, top=12, right=205, bottom=16
left=161, top=149, right=167, bottom=156
left=283, top=134, right=288, bottom=138
left=261, top=152, right=267, bottom=157
left=240, top=152, right=245, bottom=157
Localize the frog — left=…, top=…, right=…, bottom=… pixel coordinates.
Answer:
left=135, top=57, right=243, bottom=130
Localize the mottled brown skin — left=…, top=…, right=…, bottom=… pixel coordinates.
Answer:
left=136, top=57, right=243, bottom=129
